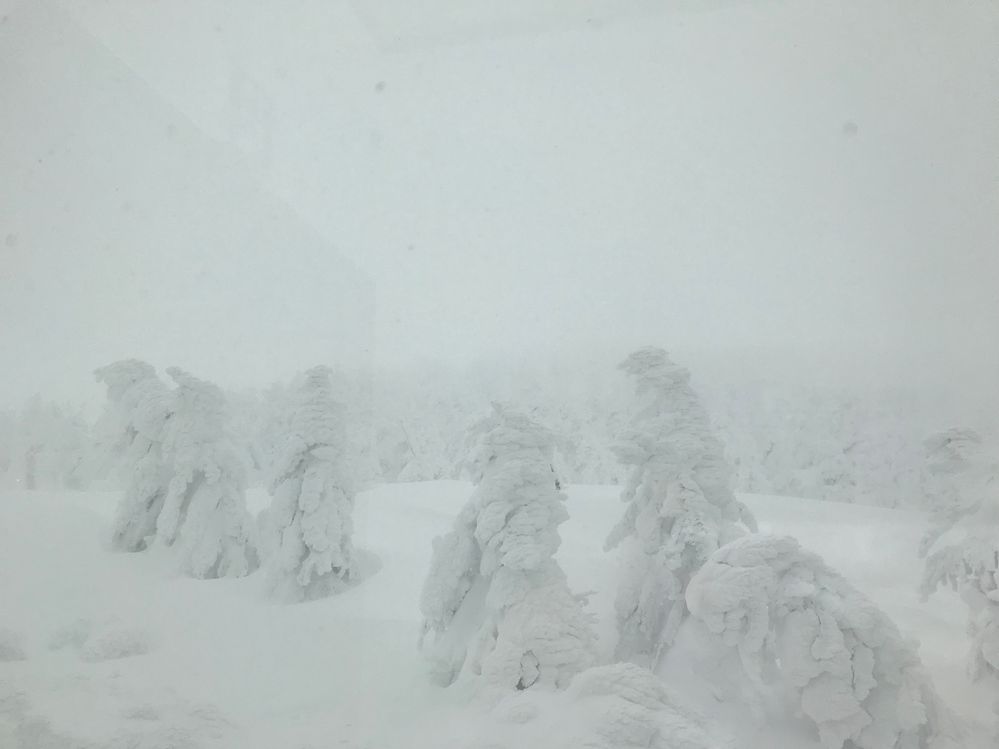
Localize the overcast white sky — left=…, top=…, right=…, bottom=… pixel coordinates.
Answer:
left=1, top=0, right=997, bottom=407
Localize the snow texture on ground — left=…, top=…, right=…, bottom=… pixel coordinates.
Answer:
left=0, top=482, right=994, bottom=747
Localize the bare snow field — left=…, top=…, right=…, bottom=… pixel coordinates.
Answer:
left=1, top=482, right=994, bottom=748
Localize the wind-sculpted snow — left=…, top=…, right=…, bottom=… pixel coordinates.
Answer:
left=419, top=404, right=595, bottom=691
left=485, top=663, right=733, bottom=749
left=155, top=368, right=258, bottom=579
left=263, top=366, right=356, bottom=601
left=559, top=663, right=733, bottom=749
left=95, top=360, right=173, bottom=552
left=607, top=348, right=756, bottom=668
left=686, top=534, right=962, bottom=749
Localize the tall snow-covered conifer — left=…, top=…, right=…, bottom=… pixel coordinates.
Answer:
left=264, top=365, right=355, bottom=601
left=606, top=347, right=756, bottom=668
left=156, top=367, right=258, bottom=579
left=95, top=359, right=173, bottom=552
left=419, top=404, right=595, bottom=691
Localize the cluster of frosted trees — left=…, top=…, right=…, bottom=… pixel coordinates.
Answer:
left=0, top=398, right=91, bottom=490
left=417, top=347, right=962, bottom=748
left=96, top=360, right=356, bottom=599
left=20, top=346, right=988, bottom=746
left=3, top=358, right=979, bottom=511
left=714, top=384, right=936, bottom=508
left=312, top=364, right=948, bottom=506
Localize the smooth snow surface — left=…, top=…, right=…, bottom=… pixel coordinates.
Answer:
left=1, top=483, right=995, bottom=747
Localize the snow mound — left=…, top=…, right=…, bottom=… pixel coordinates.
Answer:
left=0, top=687, right=230, bottom=749
left=115, top=701, right=231, bottom=749
left=487, top=663, right=733, bottom=749
left=47, top=618, right=93, bottom=651
left=561, top=663, right=734, bottom=749
left=0, top=627, right=27, bottom=661
left=48, top=618, right=153, bottom=662
left=81, top=626, right=152, bottom=663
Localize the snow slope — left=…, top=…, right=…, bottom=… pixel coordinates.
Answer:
left=0, top=482, right=993, bottom=747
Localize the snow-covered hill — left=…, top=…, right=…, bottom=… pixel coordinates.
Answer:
left=0, top=483, right=994, bottom=747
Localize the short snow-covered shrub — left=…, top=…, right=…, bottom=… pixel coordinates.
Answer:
left=686, top=534, right=961, bottom=749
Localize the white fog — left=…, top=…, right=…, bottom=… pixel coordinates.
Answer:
left=1, top=1, right=997, bottom=748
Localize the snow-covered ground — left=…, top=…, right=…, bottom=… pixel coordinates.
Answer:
left=0, top=482, right=994, bottom=747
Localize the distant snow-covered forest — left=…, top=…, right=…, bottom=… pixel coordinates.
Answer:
left=1, top=358, right=984, bottom=510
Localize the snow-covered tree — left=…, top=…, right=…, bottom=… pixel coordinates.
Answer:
left=4, top=397, right=91, bottom=490
left=919, top=428, right=999, bottom=682
left=95, top=360, right=173, bottom=552
left=264, top=365, right=355, bottom=601
left=707, top=381, right=937, bottom=508
left=606, top=347, right=756, bottom=668
left=686, top=534, right=962, bottom=749
left=156, top=367, right=258, bottom=579
left=419, top=404, right=595, bottom=691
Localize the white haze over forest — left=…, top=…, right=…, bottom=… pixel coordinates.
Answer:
left=1, top=1, right=997, bottom=748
